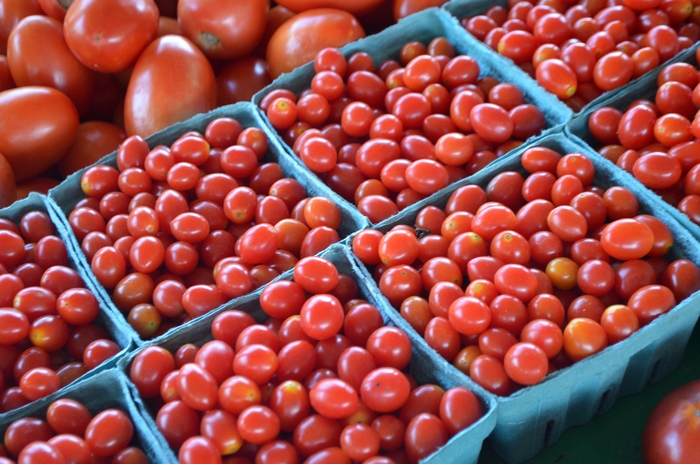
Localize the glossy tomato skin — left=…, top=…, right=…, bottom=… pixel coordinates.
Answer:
left=394, top=0, right=449, bottom=21
left=124, top=35, right=217, bottom=138
left=642, top=379, right=700, bottom=464
left=0, top=86, right=79, bottom=182
left=276, top=0, right=384, bottom=16
left=0, top=0, right=43, bottom=55
left=58, top=121, right=127, bottom=177
left=7, top=15, right=96, bottom=116
left=178, top=0, right=268, bottom=60
left=63, top=0, right=159, bottom=73
left=266, top=8, right=366, bottom=78
left=217, top=56, right=272, bottom=106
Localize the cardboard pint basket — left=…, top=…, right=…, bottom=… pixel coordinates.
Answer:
left=119, top=244, right=497, bottom=464
left=345, top=130, right=700, bottom=463
left=252, top=7, right=570, bottom=226
left=566, top=42, right=700, bottom=244
left=0, top=193, right=134, bottom=421
left=47, top=101, right=370, bottom=347
left=0, top=368, right=167, bottom=462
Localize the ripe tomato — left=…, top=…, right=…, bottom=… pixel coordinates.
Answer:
left=58, top=121, right=126, bottom=177
left=394, top=0, right=449, bottom=21
left=156, top=400, right=200, bottom=449
left=179, top=436, right=222, bottom=464
left=0, top=86, right=79, bottom=182
left=177, top=363, right=219, bottom=411
left=309, top=378, right=359, bottom=419
left=601, top=218, right=654, bottom=260
left=642, top=379, right=700, bottom=464
left=46, top=398, right=93, bottom=436
left=129, top=346, right=175, bottom=398
left=0, top=0, right=43, bottom=55
left=178, top=0, right=268, bottom=60
left=124, top=35, right=217, bottom=138
left=84, top=409, right=134, bottom=457
left=7, top=15, right=96, bottom=116
left=360, top=367, right=410, bottom=413
left=536, top=59, right=578, bottom=99
left=276, top=0, right=385, bottom=16
left=63, top=0, right=159, bottom=73
left=266, top=8, right=366, bottom=78
left=216, top=57, right=272, bottom=106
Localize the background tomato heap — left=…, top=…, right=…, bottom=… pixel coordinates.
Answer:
left=458, top=0, right=699, bottom=110
left=66, top=117, right=345, bottom=340
left=129, top=256, right=485, bottom=464
left=0, top=398, right=146, bottom=463
left=587, top=48, right=700, bottom=227
left=261, top=39, right=548, bottom=223
left=352, top=144, right=700, bottom=395
left=0, top=0, right=452, bottom=210
left=0, top=209, right=121, bottom=414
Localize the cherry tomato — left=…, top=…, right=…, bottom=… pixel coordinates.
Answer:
left=84, top=409, right=134, bottom=457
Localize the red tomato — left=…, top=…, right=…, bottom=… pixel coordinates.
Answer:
left=217, top=57, right=272, bottom=106
left=63, top=0, right=159, bottom=73
left=0, top=86, right=79, bottom=182
left=0, top=0, right=43, bottom=55
left=642, top=379, right=700, bottom=464
left=124, top=35, right=217, bottom=138
left=179, top=436, right=222, bottom=464
left=39, top=0, right=69, bottom=21
left=178, top=0, right=269, bottom=60
left=266, top=8, right=366, bottom=78
left=394, top=0, right=449, bottom=21
left=276, top=0, right=385, bottom=16
left=84, top=409, right=134, bottom=457
left=129, top=346, right=175, bottom=398
left=7, top=15, right=96, bottom=116
left=58, top=121, right=127, bottom=177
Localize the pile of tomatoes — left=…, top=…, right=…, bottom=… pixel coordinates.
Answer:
left=260, top=39, right=548, bottom=224
left=459, top=0, right=698, bottom=110
left=0, top=0, right=453, bottom=208
left=129, top=256, right=485, bottom=464
left=0, top=208, right=121, bottom=413
left=68, top=116, right=344, bottom=339
left=352, top=143, right=700, bottom=395
left=0, top=396, right=147, bottom=463
left=587, top=47, right=700, bottom=227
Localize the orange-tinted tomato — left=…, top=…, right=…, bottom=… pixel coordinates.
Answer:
left=266, top=8, right=366, bottom=78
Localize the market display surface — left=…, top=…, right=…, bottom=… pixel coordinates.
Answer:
left=2, top=1, right=700, bottom=464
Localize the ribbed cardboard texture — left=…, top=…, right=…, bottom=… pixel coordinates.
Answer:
left=0, top=193, right=134, bottom=421
left=346, top=130, right=700, bottom=463
left=120, top=243, right=497, bottom=464
left=443, top=0, right=698, bottom=117
left=0, top=368, right=167, bottom=462
left=566, top=42, right=700, bottom=244
left=46, top=101, right=369, bottom=347
left=252, top=7, right=570, bottom=225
